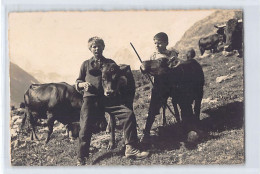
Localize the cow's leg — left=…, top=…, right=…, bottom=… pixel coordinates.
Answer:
left=106, top=115, right=111, bottom=133
left=213, top=45, right=218, bottom=53
left=194, top=98, right=202, bottom=121
left=200, top=47, right=205, bottom=56
left=162, top=104, right=167, bottom=127
left=172, top=100, right=180, bottom=123
left=238, top=49, right=243, bottom=57
left=179, top=102, right=194, bottom=133
left=66, top=124, right=71, bottom=138
left=27, top=110, right=39, bottom=141
left=107, top=115, right=116, bottom=150
left=45, top=112, right=55, bottom=144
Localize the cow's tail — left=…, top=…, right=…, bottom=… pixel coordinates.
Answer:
left=21, top=91, right=29, bottom=129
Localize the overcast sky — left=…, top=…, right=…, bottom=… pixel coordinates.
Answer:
left=9, top=10, right=214, bottom=83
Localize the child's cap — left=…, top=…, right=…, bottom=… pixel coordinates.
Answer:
left=88, top=36, right=105, bottom=50
left=153, top=32, right=168, bottom=43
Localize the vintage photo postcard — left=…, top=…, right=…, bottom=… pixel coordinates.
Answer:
left=8, top=9, right=244, bottom=166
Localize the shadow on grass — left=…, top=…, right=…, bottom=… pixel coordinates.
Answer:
left=200, top=101, right=244, bottom=132
left=147, top=101, right=244, bottom=151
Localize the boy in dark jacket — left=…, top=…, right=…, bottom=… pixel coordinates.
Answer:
left=76, top=36, right=149, bottom=165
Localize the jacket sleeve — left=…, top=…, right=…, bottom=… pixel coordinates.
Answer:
left=75, top=61, right=86, bottom=92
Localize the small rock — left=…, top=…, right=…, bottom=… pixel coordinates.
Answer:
left=198, top=146, right=203, bottom=152
left=199, top=53, right=210, bottom=58
left=12, top=115, right=20, bottom=122
left=229, top=66, right=236, bottom=71
left=187, top=131, right=199, bottom=143
left=216, top=74, right=235, bottom=83
left=12, top=124, right=19, bottom=129
left=202, top=97, right=218, bottom=104
left=222, top=51, right=235, bottom=57
left=53, top=124, right=65, bottom=132
left=15, top=118, right=23, bottom=125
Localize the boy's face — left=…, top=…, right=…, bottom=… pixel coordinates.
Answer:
left=154, top=39, right=168, bottom=53
left=186, top=51, right=192, bottom=59
left=90, top=43, right=104, bottom=58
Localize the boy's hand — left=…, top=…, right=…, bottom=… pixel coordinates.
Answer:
left=83, top=82, right=93, bottom=92
left=78, top=82, right=93, bottom=91
left=140, top=64, right=146, bottom=74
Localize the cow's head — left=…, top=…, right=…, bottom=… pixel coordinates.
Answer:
left=101, top=63, right=128, bottom=97
left=224, top=18, right=243, bottom=52
left=214, top=25, right=225, bottom=35
left=141, top=57, right=179, bottom=76
left=214, top=24, right=226, bottom=43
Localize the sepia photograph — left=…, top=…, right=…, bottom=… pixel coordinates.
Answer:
left=8, top=9, right=244, bottom=166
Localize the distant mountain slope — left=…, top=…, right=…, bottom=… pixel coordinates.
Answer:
left=173, top=10, right=242, bottom=55
left=10, top=62, right=40, bottom=107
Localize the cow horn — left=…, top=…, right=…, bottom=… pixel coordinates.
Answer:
left=238, top=19, right=243, bottom=23
left=215, top=24, right=226, bottom=28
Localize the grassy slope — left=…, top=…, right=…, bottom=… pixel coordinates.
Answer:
left=11, top=52, right=244, bottom=166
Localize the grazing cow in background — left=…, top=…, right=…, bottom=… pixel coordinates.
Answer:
left=224, top=18, right=243, bottom=57
left=198, top=34, right=224, bottom=56
left=101, top=63, right=136, bottom=149
left=214, top=24, right=226, bottom=43
left=198, top=25, right=226, bottom=56
left=142, top=58, right=204, bottom=132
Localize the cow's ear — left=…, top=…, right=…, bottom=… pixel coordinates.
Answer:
left=119, top=64, right=131, bottom=74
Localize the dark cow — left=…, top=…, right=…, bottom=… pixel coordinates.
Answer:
left=198, top=26, right=226, bottom=56
left=101, top=63, right=136, bottom=149
left=22, top=82, right=111, bottom=144
left=198, top=34, right=224, bottom=56
left=21, top=82, right=83, bottom=143
left=101, top=63, right=135, bottom=108
left=224, top=19, right=243, bottom=57
left=142, top=58, right=204, bottom=131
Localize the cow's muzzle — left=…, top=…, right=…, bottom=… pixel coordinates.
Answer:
left=104, top=89, right=116, bottom=97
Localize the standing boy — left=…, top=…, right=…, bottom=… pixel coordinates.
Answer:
left=142, top=32, right=179, bottom=140
left=76, top=36, right=149, bottom=165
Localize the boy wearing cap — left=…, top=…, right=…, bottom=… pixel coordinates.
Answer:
left=76, top=36, right=149, bottom=165
left=142, top=32, right=179, bottom=140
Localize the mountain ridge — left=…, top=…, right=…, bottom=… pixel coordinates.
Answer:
left=10, top=62, right=40, bottom=106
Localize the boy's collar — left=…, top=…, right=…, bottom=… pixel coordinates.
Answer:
left=156, top=49, right=170, bottom=55
left=91, top=56, right=105, bottom=62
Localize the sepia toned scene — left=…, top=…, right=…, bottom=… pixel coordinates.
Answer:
left=9, top=9, right=244, bottom=166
